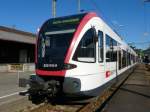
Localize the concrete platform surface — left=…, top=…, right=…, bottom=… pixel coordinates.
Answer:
left=104, top=64, right=150, bottom=112
left=0, top=72, right=33, bottom=97
left=0, top=72, right=35, bottom=112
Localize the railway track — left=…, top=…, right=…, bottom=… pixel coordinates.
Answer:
left=145, top=64, right=150, bottom=71
left=21, top=66, right=136, bottom=112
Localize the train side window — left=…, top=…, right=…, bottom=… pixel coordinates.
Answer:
left=122, top=50, right=127, bottom=68
left=126, top=51, right=129, bottom=66
left=98, top=31, right=103, bottom=62
left=129, top=53, right=131, bottom=65
left=73, top=28, right=96, bottom=63
left=127, top=51, right=131, bottom=66
left=106, top=35, right=117, bottom=62
left=131, top=54, right=133, bottom=64
left=118, top=47, right=122, bottom=70
left=106, top=35, right=111, bottom=62
left=112, top=40, right=117, bottom=61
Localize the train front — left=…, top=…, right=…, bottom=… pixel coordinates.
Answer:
left=29, top=14, right=87, bottom=101
left=29, top=12, right=100, bottom=102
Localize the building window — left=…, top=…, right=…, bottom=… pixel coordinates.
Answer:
left=98, top=31, right=103, bottom=62
left=73, top=28, right=96, bottom=63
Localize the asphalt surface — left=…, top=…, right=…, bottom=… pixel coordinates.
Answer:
left=104, top=64, right=150, bottom=112
left=0, top=72, right=33, bottom=97
left=0, top=71, right=35, bottom=112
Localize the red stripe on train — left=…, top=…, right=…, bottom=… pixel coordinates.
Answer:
left=36, top=69, right=66, bottom=77
left=64, top=12, right=97, bottom=63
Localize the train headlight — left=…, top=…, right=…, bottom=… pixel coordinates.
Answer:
left=64, top=63, right=77, bottom=70
left=73, top=81, right=79, bottom=88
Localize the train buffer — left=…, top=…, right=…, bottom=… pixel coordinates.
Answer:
left=102, top=64, right=150, bottom=112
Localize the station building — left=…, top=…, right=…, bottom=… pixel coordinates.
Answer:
left=0, top=26, right=36, bottom=64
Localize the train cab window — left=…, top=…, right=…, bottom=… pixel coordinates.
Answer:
left=98, top=31, right=103, bottom=62
left=73, top=28, right=96, bottom=63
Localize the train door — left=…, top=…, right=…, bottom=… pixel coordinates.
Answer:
left=105, top=35, right=117, bottom=80
left=98, top=31, right=105, bottom=75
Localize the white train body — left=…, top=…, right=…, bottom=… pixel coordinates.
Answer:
left=32, top=12, right=137, bottom=99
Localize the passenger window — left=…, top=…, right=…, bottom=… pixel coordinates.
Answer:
left=106, top=35, right=111, bottom=62
left=122, top=50, right=127, bottom=68
left=98, top=31, right=103, bottom=62
left=106, top=35, right=117, bottom=62
left=127, top=51, right=131, bottom=66
left=73, top=28, right=96, bottom=63
left=119, top=47, right=122, bottom=70
left=112, top=40, right=117, bottom=61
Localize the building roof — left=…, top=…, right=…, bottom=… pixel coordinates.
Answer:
left=0, top=26, right=36, bottom=44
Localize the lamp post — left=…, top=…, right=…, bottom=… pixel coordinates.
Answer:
left=52, top=0, right=57, bottom=18
left=143, top=0, right=150, bottom=37
left=78, top=0, right=81, bottom=13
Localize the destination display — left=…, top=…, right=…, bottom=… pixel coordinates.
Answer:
left=52, top=18, right=80, bottom=25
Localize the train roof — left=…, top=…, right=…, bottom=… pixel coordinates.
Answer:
left=93, top=13, right=137, bottom=55
left=40, top=12, right=137, bottom=56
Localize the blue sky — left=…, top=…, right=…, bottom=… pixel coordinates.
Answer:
left=0, top=0, right=150, bottom=49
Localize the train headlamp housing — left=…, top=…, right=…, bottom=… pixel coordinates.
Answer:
left=64, top=63, right=77, bottom=70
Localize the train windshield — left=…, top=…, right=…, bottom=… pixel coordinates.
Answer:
left=38, top=30, right=74, bottom=63
left=37, top=13, right=86, bottom=70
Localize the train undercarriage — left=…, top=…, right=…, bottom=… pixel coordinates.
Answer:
left=19, top=74, right=64, bottom=104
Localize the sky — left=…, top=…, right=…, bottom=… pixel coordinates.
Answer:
left=0, top=0, right=150, bottom=49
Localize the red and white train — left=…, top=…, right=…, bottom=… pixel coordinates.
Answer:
left=28, top=12, right=137, bottom=102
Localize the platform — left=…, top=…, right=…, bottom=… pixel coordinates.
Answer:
left=0, top=71, right=34, bottom=112
left=104, top=64, right=150, bottom=112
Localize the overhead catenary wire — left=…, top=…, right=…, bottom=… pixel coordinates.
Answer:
left=78, top=0, right=81, bottom=13
left=86, top=0, right=124, bottom=39
left=129, top=41, right=150, bottom=45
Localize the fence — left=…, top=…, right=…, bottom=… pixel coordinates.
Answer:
left=0, top=63, right=35, bottom=72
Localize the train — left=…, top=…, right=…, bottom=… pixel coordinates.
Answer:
left=22, top=12, right=138, bottom=103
